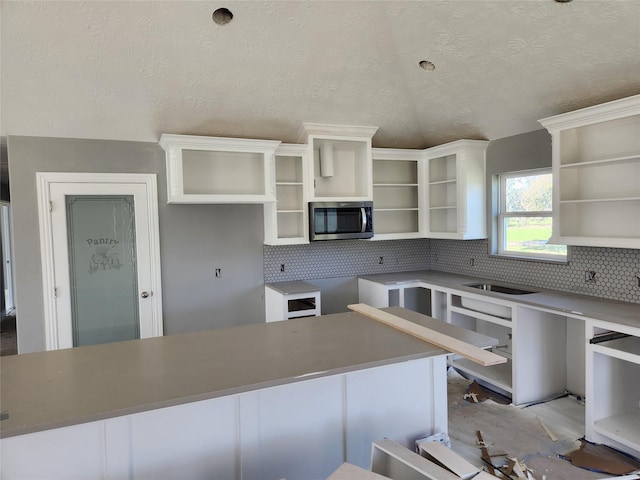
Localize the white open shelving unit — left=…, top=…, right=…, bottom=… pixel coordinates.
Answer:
left=159, top=134, right=281, bottom=204
left=298, top=123, right=377, bottom=202
left=371, top=148, right=423, bottom=240
left=424, top=140, right=488, bottom=240
left=264, top=144, right=309, bottom=245
left=540, top=94, right=640, bottom=248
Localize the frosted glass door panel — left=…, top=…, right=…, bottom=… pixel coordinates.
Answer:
left=66, top=195, right=140, bottom=346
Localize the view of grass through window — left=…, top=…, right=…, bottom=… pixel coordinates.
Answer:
left=500, top=172, right=567, bottom=259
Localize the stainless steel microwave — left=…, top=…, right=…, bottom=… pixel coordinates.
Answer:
left=309, top=201, right=373, bottom=241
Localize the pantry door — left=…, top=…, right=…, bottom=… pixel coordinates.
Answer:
left=37, top=173, right=163, bottom=350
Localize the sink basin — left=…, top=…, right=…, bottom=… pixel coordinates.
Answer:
left=465, top=283, right=538, bottom=295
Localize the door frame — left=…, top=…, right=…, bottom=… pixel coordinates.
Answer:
left=36, top=172, right=163, bottom=350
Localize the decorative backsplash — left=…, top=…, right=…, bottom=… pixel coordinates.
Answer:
left=264, top=239, right=430, bottom=282
left=264, top=239, right=640, bottom=304
left=430, top=239, right=640, bottom=304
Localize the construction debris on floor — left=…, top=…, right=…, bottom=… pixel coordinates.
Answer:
left=447, top=369, right=640, bottom=480
left=562, top=439, right=640, bottom=476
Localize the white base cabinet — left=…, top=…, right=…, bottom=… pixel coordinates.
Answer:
left=265, top=281, right=321, bottom=322
left=585, top=320, right=640, bottom=457
left=358, top=278, right=569, bottom=406
left=1, top=357, right=447, bottom=480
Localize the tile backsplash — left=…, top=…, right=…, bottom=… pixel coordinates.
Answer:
left=430, top=239, right=640, bottom=304
left=264, top=239, right=430, bottom=282
left=264, top=239, right=640, bottom=304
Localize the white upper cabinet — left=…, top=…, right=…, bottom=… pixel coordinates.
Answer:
left=371, top=148, right=424, bottom=240
left=297, top=123, right=378, bottom=202
left=540, top=94, right=640, bottom=249
left=424, top=140, right=489, bottom=240
left=264, top=144, right=310, bottom=245
left=159, top=128, right=490, bottom=244
left=159, top=134, right=281, bottom=204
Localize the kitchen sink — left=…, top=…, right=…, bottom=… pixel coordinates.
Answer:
left=465, top=283, right=538, bottom=295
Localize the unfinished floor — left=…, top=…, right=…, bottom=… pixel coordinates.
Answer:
left=446, top=368, right=623, bottom=480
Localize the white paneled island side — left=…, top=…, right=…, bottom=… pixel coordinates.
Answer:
left=0, top=307, right=496, bottom=480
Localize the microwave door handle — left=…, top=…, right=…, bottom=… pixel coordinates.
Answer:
left=361, top=208, right=367, bottom=233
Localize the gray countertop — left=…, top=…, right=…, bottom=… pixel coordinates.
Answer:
left=360, top=271, right=640, bottom=330
left=265, top=280, right=320, bottom=295
left=0, top=307, right=495, bottom=439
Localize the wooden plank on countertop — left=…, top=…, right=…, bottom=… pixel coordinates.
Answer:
left=348, top=303, right=507, bottom=367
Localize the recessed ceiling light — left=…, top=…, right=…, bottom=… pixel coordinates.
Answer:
left=419, top=60, right=436, bottom=71
left=554, top=0, right=572, bottom=3
left=212, top=8, right=233, bottom=25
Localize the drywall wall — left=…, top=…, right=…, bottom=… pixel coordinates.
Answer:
left=8, top=136, right=265, bottom=353
left=485, top=128, right=552, bottom=247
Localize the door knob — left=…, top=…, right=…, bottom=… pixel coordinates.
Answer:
left=141, top=291, right=151, bottom=298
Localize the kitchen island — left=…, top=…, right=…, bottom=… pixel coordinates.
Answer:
left=0, top=307, right=496, bottom=480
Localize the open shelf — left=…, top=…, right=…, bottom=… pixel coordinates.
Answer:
left=311, top=137, right=372, bottom=199
left=428, top=208, right=458, bottom=234
left=559, top=156, right=640, bottom=202
left=558, top=200, right=640, bottom=240
left=265, top=144, right=308, bottom=245
left=560, top=153, right=640, bottom=169
left=450, top=305, right=512, bottom=327
left=589, top=346, right=640, bottom=454
left=540, top=96, right=640, bottom=247
left=371, top=152, right=421, bottom=239
left=428, top=154, right=456, bottom=183
left=558, top=114, right=640, bottom=166
left=591, top=335, right=640, bottom=365
left=593, top=412, right=640, bottom=452
left=160, top=134, right=280, bottom=203
left=449, top=357, right=513, bottom=393
left=423, top=141, right=488, bottom=239
left=560, top=197, right=640, bottom=204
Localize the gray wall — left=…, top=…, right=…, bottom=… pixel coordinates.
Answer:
left=8, top=136, right=265, bottom=353
left=485, top=129, right=552, bottom=250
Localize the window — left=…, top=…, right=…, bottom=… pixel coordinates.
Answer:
left=498, top=169, right=567, bottom=261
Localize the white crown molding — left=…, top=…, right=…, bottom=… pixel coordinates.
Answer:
left=539, top=94, right=640, bottom=132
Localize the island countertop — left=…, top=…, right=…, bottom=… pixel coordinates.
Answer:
left=0, top=307, right=495, bottom=439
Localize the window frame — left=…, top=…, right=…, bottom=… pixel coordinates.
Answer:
left=497, top=168, right=567, bottom=262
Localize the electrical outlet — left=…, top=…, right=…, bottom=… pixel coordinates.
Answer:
left=280, top=264, right=285, bottom=273
left=379, top=256, right=384, bottom=265
left=584, top=270, right=596, bottom=283
left=470, top=258, right=475, bottom=267
left=215, top=268, right=222, bottom=278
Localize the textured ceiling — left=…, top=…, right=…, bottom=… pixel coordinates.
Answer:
left=1, top=0, right=640, bottom=151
